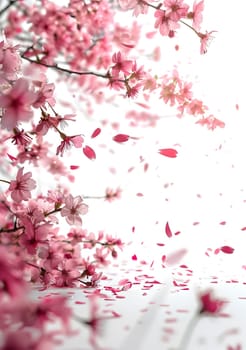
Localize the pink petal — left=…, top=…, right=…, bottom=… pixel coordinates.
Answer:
left=83, top=145, right=96, bottom=160
left=70, top=165, right=80, bottom=170
left=165, top=221, right=172, bottom=238
left=159, top=148, right=178, bottom=158
left=7, top=153, right=17, bottom=161
left=220, top=246, right=234, bottom=254
left=91, top=128, right=101, bottom=138
left=113, top=134, right=130, bottom=143
left=121, top=43, right=135, bottom=49
left=166, top=249, right=187, bottom=266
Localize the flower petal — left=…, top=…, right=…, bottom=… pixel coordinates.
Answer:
left=159, top=148, right=178, bottom=158
left=83, top=145, right=96, bottom=160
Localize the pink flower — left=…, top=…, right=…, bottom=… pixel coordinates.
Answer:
left=199, top=290, right=225, bottom=314
left=105, top=187, right=122, bottom=202
left=11, top=127, right=32, bottom=147
left=1, top=330, right=55, bottom=350
left=118, top=0, right=138, bottom=10
left=32, top=82, right=55, bottom=108
left=85, top=294, right=104, bottom=348
left=56, top=135, right=84, bottom=156
left=0, top=246, right=27, bottom=298
left=93, top=247, right=110, bottom=266
left=0, top=40, right=21, bottom=81
left=111, top=51, right=133, bottom=78
left=8, top=167, right=36, bottom=202
left=196, top=115, right=225, bottom=130
left=126, top=82, right=142, bottom=98
left=164, top=0, right=189, bottom=21
left=187, top=0, right=204, bottom=31
left=19, top=216, right=50, bottom=254
left=61, top=194, right=88, bottom=225
left=154, top=9, right=180, bottom=36
left=198, top=30, right=216, bottom=54
left=37, top=295, right=73, bottom=331
left=2, top=295, right=72, bottom=334
left=118, top=0, right=148, bottom=16
left=0, top=78, right=37, bottom=130
left=186, top=98, right=208, bottom=115
left=54, top=259, right=81, bottom=287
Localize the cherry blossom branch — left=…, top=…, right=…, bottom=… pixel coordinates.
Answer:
left=0, top=225, right=24, bottom=233
left=83, top=196, right=106, bottom=200
left=179, top=19, right=200, bottom=35
left=73, top=314, right=115, bottom=325
left=0, top=0, right=17, bottom=17
left=81, top=240, right=117, bottom=248
left=21, top=54, right=112, bottom=80
left=0, top=179, right=10, bottom=184
left=44, top=207, right=62, bottom=217
left=141, top=0, right=162, bottom=10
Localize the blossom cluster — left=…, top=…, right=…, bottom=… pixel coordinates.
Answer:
left=0, top=0, right=231, bottom=349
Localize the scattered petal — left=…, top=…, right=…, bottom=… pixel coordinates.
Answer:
left=166, top=248, right=187, bottom=266
left=165, top=222, right=172, bottom=238
left=159, top=148, right=178, bottom=158
left=7, top=153, right=17, bottom=161
left=220, top=246, right=234, bottom=254
left=70, top=165, right=80, bottom=170
left=91, top=128, right=101, bottom=138
left=113, top=134, right=129, bottom=143
left=83, top=145, right=96, bottom=160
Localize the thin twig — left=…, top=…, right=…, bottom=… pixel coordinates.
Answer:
left=0, top=0, right=17, bottom=17
left=21, top=55, right=111, bottom=79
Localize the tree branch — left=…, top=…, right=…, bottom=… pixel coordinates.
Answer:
left=0, top=0, right=17, bottom=17
left=21, top=54, right=111, bottom=80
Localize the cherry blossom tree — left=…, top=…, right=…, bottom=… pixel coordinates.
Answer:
left=0, top=0, right=233, bottom=349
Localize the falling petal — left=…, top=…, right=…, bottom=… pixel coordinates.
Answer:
left=83, top=145, right=96, bottom=160
left=220, top=246, right=234, bottom=254
left=166, top=248, right=187, bottom=266
left=159, top=148, right=178, bottom=158
left=91, top=128, right=101, bottom=138
left=165, top=222, right=172, bottom=238
left=113, top=134, right=130, bottom=142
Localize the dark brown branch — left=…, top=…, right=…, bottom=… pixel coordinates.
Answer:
left=21, top=55, right=111, bottom=80
left=0, top=0, right=17, bottom=17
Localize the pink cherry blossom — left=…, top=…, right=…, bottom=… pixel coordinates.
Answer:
left=154, top=9, right=180, bottom=36
left=0, top=78, right=37, bottom=130
left=0, top=40, right=21, bottom=81
left=187, top=0, right=204, bottom=31
left=118, top=0, right=148, bottom=16
left=198, top=30, right=216, bottom=54
left=111, top=51, right=133, bottom=78
left=105, top=187, right=122, bottom=202
left=61, top=194, right=88, bottom=225
left=56, top=135, right=84, bottom=156
left=32, top=82, right=55, bottom=108
left=53, top=259, right=81, bottom=287
left=0, top=246, right=27, bottom=298
left=8, top=167, right=36, bottom=202
left=1, top=330, right=55, bottom=350
left=199, top=290, right=225, bottom=314
left=11, top=127, right=33, bottom=147
left=164, top=0, right=189, bottom=21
